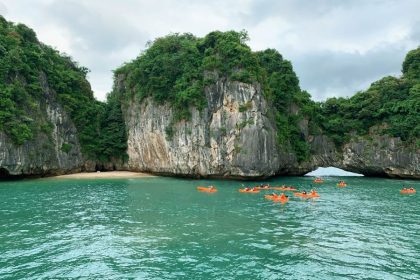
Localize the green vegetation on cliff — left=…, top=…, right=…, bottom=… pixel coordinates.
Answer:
left=115, top=31, right=313, bottom=161
left=0, top=16, right=127, bottom=161
left=98, top=91, right=128, bottom=162
left=1, top=14, right=416, bottom=168
left=255, top=49, right=315, bottom=161
left=0, top=17, right=42, bottom=144
left=320, top=47, right=420, bottom=147
left=115, top=31, right=259, bottom=121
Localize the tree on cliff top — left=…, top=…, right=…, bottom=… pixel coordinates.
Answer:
left=320, top=46, right=420, bottom=146
left=0, top=16, right=127, bottom=161
left=115, top=30, right=313, bottom=161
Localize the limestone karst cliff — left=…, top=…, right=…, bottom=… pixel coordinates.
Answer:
left=0, top=16, right=126, bottom=177
left=0, top=17, right=418, bottom=179
left=0, top=73, right=84, bottom=176
left=114, top=32, right=419, bottom=179
left=119, top=78, right=292, bottom=178
left=113, top=31, right=313, bottom=178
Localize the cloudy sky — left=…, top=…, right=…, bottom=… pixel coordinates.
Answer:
left=1, top=0, right=419, bottom=101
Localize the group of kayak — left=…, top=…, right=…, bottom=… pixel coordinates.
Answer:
left=265, top=189, right=320, bottom=203
left=197, top=183, right=321, bottom=204
left=238, top=185, right=299, bottom=193
left=197, top=180, right=417, bottom=198
left=239, top=184, right=298, bottom=192
left=314, top=178, right=346, bottom=187
left=400, top=187, right=416, bottom=194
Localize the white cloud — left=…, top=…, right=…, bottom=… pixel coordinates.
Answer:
left=2, top=0, right=419, bottom=101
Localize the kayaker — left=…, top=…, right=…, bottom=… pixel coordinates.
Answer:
left=310, top=190, right=318, bottom=196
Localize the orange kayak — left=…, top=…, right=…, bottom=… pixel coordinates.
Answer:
left=197, top=186, right=217, bottom=193
left=337, top=183, right=347, bottom=187
left=273, top=196, right=289, bottom=203
left=239, top=189, right=260, bottom=193
left=255, top=186, right=272, bottom=190
left=271, top=186, right=297, bottom=191
left=294, top=192, right=320, bottom=198
left=309, top=193, right=320, bottom=198
left=400, top=189, right=416, bottom=194
left=313, top=180, right=324, bottom=183
left=264, top=194, right=279, bottom=200
left=265, top=194, right=289, bottom=203
left=294, top=192, right=306, bottom=197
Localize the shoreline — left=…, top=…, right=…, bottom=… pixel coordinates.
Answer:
left=52, top=171, right=155, bottom=179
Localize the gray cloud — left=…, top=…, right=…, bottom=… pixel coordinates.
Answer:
left=246, top=0, right=357, bottom=24
left=45, top=0, right=147, bottom=52
left=0, top=1, right=7, bottom=15
left=2, top=0, right=420, bottom=101
left=39, top=0, right=149, bottom=99
left=244, top=0, right=420, bottom=100
left=409, top=22, right=420, bottom=42
left=292, top=45, right=408, bottom=100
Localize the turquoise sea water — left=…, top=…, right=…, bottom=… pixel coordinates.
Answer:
left=0, top=176, right=419, bottom=279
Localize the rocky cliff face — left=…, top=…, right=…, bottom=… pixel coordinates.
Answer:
left=1, top=20, right=418, bottom=179
left=120, top=77, right=419, bottom=179
left=123, top=79, right=303, bottom=178
left=0, top=73, right=84, bottom=177
left=2, top=75, right=418, bottom=179
left=306, top=134, right=420, bottom=179
left=338, top=136, right=419, bottom=179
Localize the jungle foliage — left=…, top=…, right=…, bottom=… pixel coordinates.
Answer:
left=319, top=47, right=420, bottom=147
left=0, top=16, right=127, bottom=161
left=115, top=31, right=315, bottom=161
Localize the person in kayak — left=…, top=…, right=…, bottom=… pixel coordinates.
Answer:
left=310, top=189, right=319, bottom=196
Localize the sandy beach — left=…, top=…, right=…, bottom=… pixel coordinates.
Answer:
left=54, top=171, right=155, bottom=179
